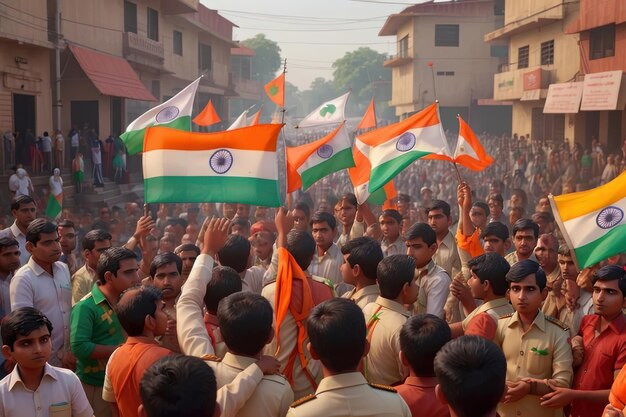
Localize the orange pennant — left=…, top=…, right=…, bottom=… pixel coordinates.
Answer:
left=249, top=107, right=262, bottom=126
left=193, top=99, right=221, bottom=127
left=382, top=181, right=398, bottom=210
left=356, top=98, right=377, bottom=130
left=265, top=73, right=285, bottom=107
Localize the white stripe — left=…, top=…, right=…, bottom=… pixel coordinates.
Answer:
left=297, top=125, right=352, bottom=174
left=298, top=92, right=350, bottom=128
left=143, top=148, right=277, bottom=180
left=562, top=194, right=626, bottom=247
left=454, top=134, right=479, bottom=159
left=369, top=124, right=447, bottom=168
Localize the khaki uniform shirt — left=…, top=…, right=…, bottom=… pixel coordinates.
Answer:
left=308, top=243, right=351, bottom=296
left=341, top=284, right=380, bottom=311
left=211, top=353, right=294, bottom=417
left=362, top=296, right=410, bottom=385
left=433, top=231, right=461, bottom=279
left=504, top=251, right=538, bottom=266
left=71, top=264, right=97, bottom=306
left=286, top=372, right=411, bottom=417
left=495, top=311, right=573, bottom=417
left=381, top=237, right=405, bottom=257
left=414, top=260, right=450, bottom=320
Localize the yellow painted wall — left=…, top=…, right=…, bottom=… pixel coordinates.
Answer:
left=504, top=0, right=564, bottom=25
left=0, top=0, right=51, bottom=48
left=60, top=0, right=123, bottom=55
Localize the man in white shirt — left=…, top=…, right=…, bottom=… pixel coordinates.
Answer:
left=0, top=236, right=21, bottom=378
left=0, top=195, right=37, bottom=267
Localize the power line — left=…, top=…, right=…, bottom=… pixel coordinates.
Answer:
left=237, top=25, right=382, bottom=32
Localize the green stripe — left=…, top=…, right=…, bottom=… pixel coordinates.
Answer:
left=44, top=194, right=61, bottom=219
left=367, top=186, right=387, bottom=205
left=369, top=150, right=431, bottom=192
left=121, top=116, right=191, bottom=155
left=574, top=223, right=626, bottom=269
left=145, top=176, right=281, bottom=207
left=300, top=148, right=355, bottom=190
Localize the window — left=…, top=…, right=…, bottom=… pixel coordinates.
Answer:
left=198, top=43, right=212, bottom=72
left=490, top=45, right=508, bottom=58
left=151, top=80, right=160, bottom=101
left=541, top=40, right=554, bottom=65
left=173, top=31, right=183, bottom=55
left=518, top=45, right=529, bottom=69
left=398, top=35, right=409, bottom=58
left=435, top=24, right=459, bottom=47
left=124, top=1, right=137, bottom=33
left=494, top=0, right=504, bottom=16
left=147, top=7, right=159, bottom=41
left=590, top=24, right=615, bottom=60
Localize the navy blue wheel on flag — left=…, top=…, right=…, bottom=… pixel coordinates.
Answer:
left=209, top=149, right=233, bottom=174
left=317, top=144, right=334, bottom=159
left=396, top=132, right=416, bottom=152
left=155, top=106, right=180, bottom=123
left=596, top=206, right=624, bottom=229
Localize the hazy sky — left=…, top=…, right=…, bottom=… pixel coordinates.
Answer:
left=201, top=0, right=414, bottom=90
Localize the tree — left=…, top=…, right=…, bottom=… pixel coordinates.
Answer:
left=332, top=47, right=393, bottom=118
left=241, top=34, right=282, bottom=85
left=301, top=77, right=338, bottom=114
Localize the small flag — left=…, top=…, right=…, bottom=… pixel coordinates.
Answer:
left=143, top=124, right=283, bottom=207
left=193, top=99, right=221, bottom=127
left=297, top=92, right=350, bottom=128
left=430, top=116, right=493, bottom=171
left=265, top=73, right=285, bottom=107
left=356, top=98, right=377, bottom=130
left=286, top=123, right=355, bottom=192
left=550, top=171, right=626, bottom=269
left=227, top=107, right=252, bottom=131
left=248, top=107, right=262, bottom=126
left=121, top=77, right=201, bottom=155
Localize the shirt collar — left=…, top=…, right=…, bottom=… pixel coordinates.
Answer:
left=222, top=352, right=257, bottom=371
left=90, top=283, right=108, bottom=305
left=589, top=313, right=626, bottom=335
left=440, top=231, right=454, bottom=249
left=403, top=376, right=438, bottom=388
left=27, top=257, right=49, bottom=277
left=319, top=243, right=340, bottom=258
left=375, top=296, right=410, bottom=317
left=9, top=363, right=57, bottom=391
left=125, top=336, right=161, bottom=346
left=317, top=372, right=367, bottom=394
left=9, top=222, right=24, bottom=238
left=351, top=284, right=380, bottom=301
left=417, top=260, right=437, bottom=276
left=508, top=310, right=546, bottom=332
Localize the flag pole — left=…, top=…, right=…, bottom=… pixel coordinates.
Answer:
left=279, top=58, right=289, bottom=208
left=280, top=59, right=287, bottom=125
left=451, top=114, right=463, bottom=183
left=428, top=61, right=437, bottom=101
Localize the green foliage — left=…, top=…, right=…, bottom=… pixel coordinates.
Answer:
left=241, top=34, right=282, bottom=85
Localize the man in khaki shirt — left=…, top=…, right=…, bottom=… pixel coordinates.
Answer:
left=339, top=237, right=383, bottom=310
left=494, top=260, right=573, bottom=417
left=536, top=234, right=564, bottom=318
left=71, top=229, right=111, bottom=304
left=362, top=255, right=416, bottom=385
left=379, top=209, right=404, bottom=257
left=287, top=298, right=411, bottom=417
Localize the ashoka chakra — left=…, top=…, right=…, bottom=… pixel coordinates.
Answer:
left=596, top=206, right=624, bottom=229
left=155, top=106, right=180, bottom=123
left=317, top=144, right=334, bottom=159
left=209, top=149, right=233, bottom=174
left=396, top=132, right=416, bottom=152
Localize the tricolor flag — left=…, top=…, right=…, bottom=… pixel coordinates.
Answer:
left=142, top=124, right=283, bottom=207
left=286, top=123, right=355, bottom=192
left=356, top=98, right=377, bottom=130
left=265, top=73, right=285, bottom=107
left=297, top=91, right=350, bottom=128
left=432, top=115, right=493, bottom=171
left=550, top=171, right=626, bottom=269
left=350, top=103, right=448, bottom=203
left=45, top=189, right=62, bottom=219
left=193, top=99, right=221, bottom=127
left=121, top=77, right=201, bottom=155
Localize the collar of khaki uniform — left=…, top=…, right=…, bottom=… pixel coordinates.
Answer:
left=507, top=310, right=547, bottom=332
left=375, top=296, right=410, bottom=317
left=221, top=352, right=256, bottom=371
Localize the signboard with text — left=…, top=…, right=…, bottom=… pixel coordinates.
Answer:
left=543, top=82, right=584, bottom=113
left=580, top=70, right=623, bottom=111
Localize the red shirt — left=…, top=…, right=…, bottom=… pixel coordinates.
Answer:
left=570, top=314, right=626, bottom=417
left=396, top=376, right=450, bottom=417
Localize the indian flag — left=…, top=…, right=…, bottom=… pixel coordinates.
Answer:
left=121, top=77, right=201, bottom=155
left=550, top=171, right=626, bottom=269
left=143, top=124, right=283, bottom=207
left=44, top=192, right=62, bottom=219
left=297, top=91, right=350, bottom=128
left=286, top=123, right=354, bottom=192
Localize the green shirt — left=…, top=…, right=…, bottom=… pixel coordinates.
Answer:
left=70, top=283, right=125, bottom=386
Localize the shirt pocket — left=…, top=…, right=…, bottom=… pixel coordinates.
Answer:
left=527, top=346, right=551, bottom=376
left=49, top=403, right=71, bottom=417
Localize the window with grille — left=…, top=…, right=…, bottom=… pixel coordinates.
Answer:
left=398, top=35, right=409, bottom=58
left=435, top=24, right=459, bottom=47
left=147, top=8, right=159, bottom=41
left=518, top=45, right=529, bottom=69
left=590, top=25, right=615, bottom=60
left=124, top=1, right=137, bottom=33
left=541, top=40, right=554, bottom=65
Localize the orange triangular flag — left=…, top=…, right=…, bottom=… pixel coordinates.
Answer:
left=382, top=181, right=398, bottom=210
left=265, top=73, right=285, bottom=107
left=193, top=99, right=221, bottom=127
left=356, top=98, right=377, bottom=130
left=453, top=116, right=494, bottom=171
left=248, top=107, right=262, bottom=126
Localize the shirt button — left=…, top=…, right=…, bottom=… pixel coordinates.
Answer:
left=520, top=351, right=524, bottom=356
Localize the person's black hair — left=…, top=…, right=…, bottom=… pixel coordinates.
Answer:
left=217, top=292, right=273, bottom=356
left=480, top=221, right=509, bottom=241
left=116, top=286, right=163, bottom=336
left=25, top=219, right=57, bottom=245
left=150, top=252, right=182, bottom=277
left=532, top=211, right=555, bottom=223
left=428, top=200, right=451, bottom=217
left=57, top=219, right=75, bottom=228
left=557, top=244, right=572, bottom=257
left=286, top=230, right=316, bottom=270
left=488, top=193, right=503, bottom=204
left=341, top=236, right=383, bottom=281
left=434, top=335, right=506, bottom=417
left=380, top=209, right=403, bottom=225
left=97, top=247, right=137, bottom=285
left=307, top=298, right=366, bottom=373
left=0, top=236, right=19, bottom=250
left=310, top=211, right=337, bottom=230
left=82, top=229, right=112, bottom=251
left=472, top=201, right=489, bottom=217
left=217, top=234, right=250, bottom=273
left=467, top=253, right=510, bottom=296
left=505, top=259, right=547, bottom=290
left=11, top=195, right=35, bottom=212
left=405, top=222, right=436, bottom=246
left=140, top=355, right=217, bottom=417
left=400, top=313, right=451, bottom=376
left=204, top=266, right=242, bottom=314
left=175, top=243, right=200, bottom=256
left=1, top=307, right=53, bottom=350
left=340, top=193, right=358, bottom=207
left=168, top=217, right=188, bottom=230
left=397, top=193, right=411, bottom=203
left=294, top=201, right=311, bottom=218
left=511, top=188, right=528, bottom=207
left=377, top=254, right=416, bottom=299
left=593, top=265, right=626, bottom=297
left=230, top=217, right=250, bottom=233
left=512, top=218, right=539, bottom=239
